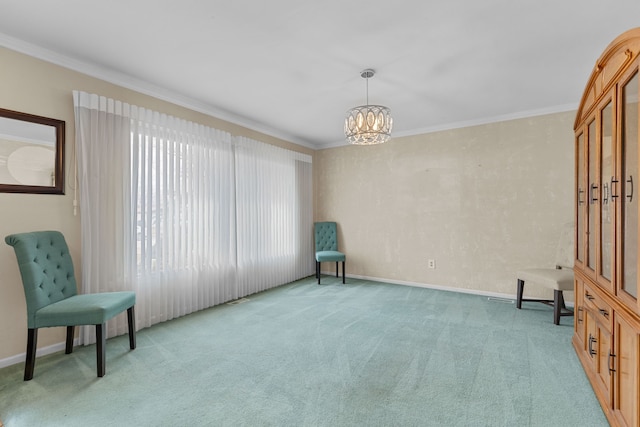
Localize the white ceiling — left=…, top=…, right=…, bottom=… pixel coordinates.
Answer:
left=1, top=1, right=639, bottom=149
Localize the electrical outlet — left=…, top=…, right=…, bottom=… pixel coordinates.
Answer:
left=428, top=259, right=436, bottom=269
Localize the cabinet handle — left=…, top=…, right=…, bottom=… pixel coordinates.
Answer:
left=602, top=182, right=609, bottom=204
left=577, top=307, right=583, bottom=323
left=598, top=308, right=609, bottom=318
left=578, top=188, right=585, bottom=205
left=609, top=351, right=616, bottom=374
left=585, top=292, right=595, bottom=301
left=590, top=183, right=598, bottom=203
left=627, top=175, right=634, bottom=202
left=611, top=176, right=619, bottom=199
left=588, top=334, right=597, bottom=357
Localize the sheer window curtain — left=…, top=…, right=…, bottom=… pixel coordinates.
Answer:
left=234, top=137, right=314, bottom=295
left=73, top=92, right=133, bottom=344
left=73, top=91, right=313, bottom=343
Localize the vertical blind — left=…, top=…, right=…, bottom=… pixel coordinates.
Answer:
left=73, top=91, right=313, bottom=342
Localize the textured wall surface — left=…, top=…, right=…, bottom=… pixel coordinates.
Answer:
left=315, top=112, right=575, bottom=298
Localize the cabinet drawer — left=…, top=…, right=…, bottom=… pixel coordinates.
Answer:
left=584, top=284, right=612, bottom=332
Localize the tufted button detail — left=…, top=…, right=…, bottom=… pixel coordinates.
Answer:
left=315, top=222, right=339, bottom=251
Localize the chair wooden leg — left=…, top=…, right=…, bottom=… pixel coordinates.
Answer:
left=335, top=262, right=338, bottom=277
left=317, top=261, right=321, bottom=284
left=96, top=324, right=106, bottom=377
left=65, top=326, right=75, bottom=354
left=127, top=306, right=136, bottom=350
left=342, top=261, right=345, bottom=284
left=554, top=290, right=564, bottom=325
left=516, top=279, right=524, bottom=309
left=24, top=328, right=37, bottom=381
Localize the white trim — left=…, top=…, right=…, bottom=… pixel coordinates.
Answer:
left=321, top=271, right=575, bottom=307
left=1, top=31, right=578, bottom=152
left=343, top=272, right=517, bottom=299
left=392, top=103, right=578, bottom=138
left=0, top=32, right=317, bottom=150
left=0, top=339, right=79, bottom=369
left=315, top=103, right=578, bottom=150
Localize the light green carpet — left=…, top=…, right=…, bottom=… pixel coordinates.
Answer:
left=0, top=276, right=607, bottom=426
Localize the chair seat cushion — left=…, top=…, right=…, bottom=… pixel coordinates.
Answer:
left=516, top=268, right=574, bottom=291
left=316, top=250, right=345, bottom=262
left=35, top=291, right=136, bottom=328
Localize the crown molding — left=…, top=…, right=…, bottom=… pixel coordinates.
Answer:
left=1, top=31, right=578, bottom=152
left=315, top=103, right=578, bottom=150
left=0, top=32, right=317, bottom=150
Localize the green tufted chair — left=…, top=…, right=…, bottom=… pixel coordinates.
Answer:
left=314, top=222, right=345, bottom=285
left=5, top=230, right=136, bottom=380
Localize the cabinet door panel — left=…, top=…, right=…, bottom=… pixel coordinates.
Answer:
left=596, top=325, right=612, bottom=402
left=575, top=279, right=586, bottom=347
left=613, top=314, right=639, bottom=427
left=620, top=71, right=638, bottom=302
left=588, top=119, right=597, bottom=274
left=577, top=132, right=586, bottom=266
left=600, top=100, right=614, bottom=288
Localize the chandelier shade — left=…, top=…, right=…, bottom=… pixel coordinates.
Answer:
left=344, top=69, right=393, bottom=145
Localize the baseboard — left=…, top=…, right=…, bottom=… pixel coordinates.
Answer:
left=0, top=338, right=79, bottom=369
left=321, top=271, right=575, bottom=308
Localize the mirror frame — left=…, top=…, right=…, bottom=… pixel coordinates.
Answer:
left=0, top=108, right=65, bottom=195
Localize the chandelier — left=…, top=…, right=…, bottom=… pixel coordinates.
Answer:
left=344, top=69, right=393, bottom=145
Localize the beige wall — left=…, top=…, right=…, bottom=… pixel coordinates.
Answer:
left=0, top=44, right=575, bottom=365
left=315, top=111, right=575, bottom=297
left=0, top=46, right=313, bottom=362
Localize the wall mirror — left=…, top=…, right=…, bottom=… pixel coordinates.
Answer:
left=0, top=108, right=65, bottom=194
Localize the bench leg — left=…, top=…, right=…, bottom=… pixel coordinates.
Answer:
left=342, top=261, right=345, bottom=284
left=516, top=279, right=524, bottom=309
left=554, top=290, right=564, bottom=325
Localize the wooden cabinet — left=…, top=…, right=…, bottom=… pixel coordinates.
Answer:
left=573, top=28, right=640, bottom=427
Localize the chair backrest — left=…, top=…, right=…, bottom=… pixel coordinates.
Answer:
left=554, top=221, right=575, bottom=269
left=315, top=222, right=339, bottom=252
left=5, top=231, right=78, bottom=328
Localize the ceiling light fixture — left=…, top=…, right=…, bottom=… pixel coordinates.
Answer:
left=344, top=69, right=393, bottom=145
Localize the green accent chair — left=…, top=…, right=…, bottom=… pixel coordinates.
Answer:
left=314, top=222, right=345, bottom=285
left=5, top=230, right=136, bottom=380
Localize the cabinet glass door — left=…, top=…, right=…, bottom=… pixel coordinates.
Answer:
left=588, top=119, right=597, bottom=273
left=600, top=101, right=614, bottom=284
left=621, top=72, right=638, bottom=299
left=577, top=132, right=585, bottom=265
